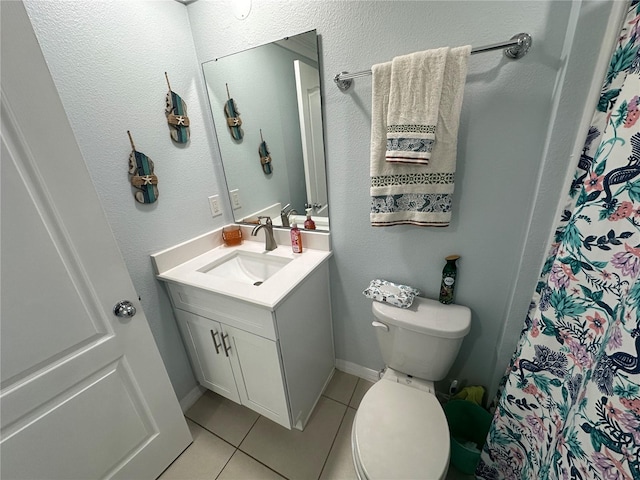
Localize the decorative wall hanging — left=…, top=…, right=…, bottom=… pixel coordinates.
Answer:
left=259, top=129, right=272, bottom=174
left=224, top=83, right=243, bottom=141
left=164, top=72, right=190, bottom=144
left=127, top=131, right=158, bottom=204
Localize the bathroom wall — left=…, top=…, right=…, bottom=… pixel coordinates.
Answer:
left=21, top=0, right=219, bottom=400
left=187, top=1, right=614, bottom=395
left=21, top=0, right=616, bottom=402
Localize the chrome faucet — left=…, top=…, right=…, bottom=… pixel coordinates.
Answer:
left=251, top=216, right=277, bottom=251
left=280, top=204, right=298, bottom=227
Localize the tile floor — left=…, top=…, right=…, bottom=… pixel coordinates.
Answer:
left=158, top=370, right=475, bottom=480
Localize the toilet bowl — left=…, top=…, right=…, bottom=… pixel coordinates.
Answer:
left=352, top=296, right=471, bottom=480
left=351, top=369, right=450, bottom=480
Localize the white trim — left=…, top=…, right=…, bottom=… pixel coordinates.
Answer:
left=335, top=359, right=380, bottom=383
left=179, top=385, right=206, bottom=413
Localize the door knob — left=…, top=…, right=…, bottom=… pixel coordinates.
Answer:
left=113, top=300, right=137, bottom=318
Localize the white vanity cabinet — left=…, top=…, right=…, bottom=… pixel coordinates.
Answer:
left=173, top=309, right=290, bottom=427
left=163, top=260, right=334, bottom=431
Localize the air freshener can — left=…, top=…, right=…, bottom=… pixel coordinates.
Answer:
left=439, top=255, right=460, bottom=304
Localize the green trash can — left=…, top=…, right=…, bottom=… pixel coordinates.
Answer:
left=443, top=399, right=492, bottom=475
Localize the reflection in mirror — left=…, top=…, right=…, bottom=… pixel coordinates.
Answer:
left=203, top=30, right=329, bottom=231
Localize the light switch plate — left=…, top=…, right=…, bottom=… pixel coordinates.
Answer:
left=208, top=195, right=222, bottom=217
left=230, top=189, right=241, bottom=210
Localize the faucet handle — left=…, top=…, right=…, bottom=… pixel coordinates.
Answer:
left=257, top=215, right=272, bottom=226
left=281, top=204, right=291, bottom=214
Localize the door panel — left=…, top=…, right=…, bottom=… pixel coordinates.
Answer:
left=174, top=309, right=240, bottom=402
left=2, top=359, right=156, bottom=480
left=226, top=326, right=290, bottom=428
left=1, top=147, right=109, bottom=386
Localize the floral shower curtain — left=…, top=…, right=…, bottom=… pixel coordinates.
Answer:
left=478, top=2, right=640, bottom=479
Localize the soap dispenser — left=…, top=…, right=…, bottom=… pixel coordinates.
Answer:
left=290, top=224, right=303, bottom=253
left=304, top=209, right=316, bottom=230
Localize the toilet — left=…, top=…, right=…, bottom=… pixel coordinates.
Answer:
left=352, top=296, right=471, bottom=480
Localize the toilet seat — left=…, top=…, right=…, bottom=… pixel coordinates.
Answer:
left=352, top=379, right=450, bottom=480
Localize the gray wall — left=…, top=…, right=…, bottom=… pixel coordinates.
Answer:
left=22, top=0, right=616, bottom=401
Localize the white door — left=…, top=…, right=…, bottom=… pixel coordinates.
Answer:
left=0, top=3, right=191, bottom=479
left=226, top=325, right=290, bottom=429
left=174, top=310, right=240, bottom=403
left=294, top=60, right=328, bottom=216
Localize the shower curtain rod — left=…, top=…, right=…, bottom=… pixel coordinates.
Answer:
left=333, top=32, right=532, bottom=91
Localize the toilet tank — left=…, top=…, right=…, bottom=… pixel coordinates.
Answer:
left=372, top=297, right=471, bottom=381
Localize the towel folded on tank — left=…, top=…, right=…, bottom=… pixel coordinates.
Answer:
left=363, top=279, right=420, bottom=308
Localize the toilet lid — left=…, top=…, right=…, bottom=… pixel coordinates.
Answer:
left=353, top=380, right=450, bottom=480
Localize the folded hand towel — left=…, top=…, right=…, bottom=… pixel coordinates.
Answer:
left=371, top=46, right=471, bottom=227
left=386, top=47, right=448, bottom=165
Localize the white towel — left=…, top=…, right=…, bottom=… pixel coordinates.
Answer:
left=386, top=47, right=448, bottom=165
left=371, top=45, right=471, bottom=227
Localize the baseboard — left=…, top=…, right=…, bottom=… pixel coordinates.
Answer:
left=180, top=363, right=377, bottom=413
left=179, top=384, right=206, bottom=413
left=335, top=359, right=380, bottom=383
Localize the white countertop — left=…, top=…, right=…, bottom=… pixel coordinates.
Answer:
left=151, top=226, right=332, bottom=309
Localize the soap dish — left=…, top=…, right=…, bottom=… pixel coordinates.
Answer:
left=363, top=279, right=420, bottom=308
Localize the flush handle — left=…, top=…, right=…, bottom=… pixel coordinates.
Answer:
left=113, top=300, right=136, bottom=318
left=372, top=321, right=389, bottom=332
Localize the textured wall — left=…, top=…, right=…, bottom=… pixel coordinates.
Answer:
left=22, top=0, right=221, bottom=400
left=187, top=0, right=601, bottom=393
left=23, top=0, right=616, bottom=401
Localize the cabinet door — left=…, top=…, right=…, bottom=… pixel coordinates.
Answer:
left=223, top=326, right=291, bottom=429
left=174, top=309, right=240, bottom=403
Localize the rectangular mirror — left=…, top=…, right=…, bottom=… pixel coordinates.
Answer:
left=203, top=30, right=329, bottom=231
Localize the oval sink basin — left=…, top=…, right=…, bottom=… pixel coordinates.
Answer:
left=198, top=250, right=292, bottom=286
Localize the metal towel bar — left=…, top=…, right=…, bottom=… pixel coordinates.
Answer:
left=333, top=33, right=532, bottom=91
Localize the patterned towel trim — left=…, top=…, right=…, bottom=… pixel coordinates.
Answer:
left=372, top=173, right=455, bottom=187
left=371, top=193, right=451, bottom=214
left=387, top=124, right=436, bottom=134
left=371, top=220, right=449, bottom=227
left=386, top=137, right=435, bottom=153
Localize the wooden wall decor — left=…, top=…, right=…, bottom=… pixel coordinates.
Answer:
left=127, top=131, right=159, bottom=204
left=259, top=129, right=272, bottom=174
left=224, top=83, right=243, bottom=141
left=165, top=72, right=190, bottom=144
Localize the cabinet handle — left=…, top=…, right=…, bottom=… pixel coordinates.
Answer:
left=221, top=332, right=231, bottom=357
left=210, top=330, right=222, bottom=354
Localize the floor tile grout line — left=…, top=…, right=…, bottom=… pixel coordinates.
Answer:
left=321, top=392, right=347, bottom=406
left=155, top=436, right=193, bottom=479
left=316, top=405, right=351, bottom=480
left=213, top=446, right=238, bottom=480
left=346, top=378, right=361, bottom=407
left=234, top=448, right=291, bottom=480
left=184, top=416, right=240, bottom=450
left=188, top=413, right=289, bottom=479
left=238, top=414, right=261, bottom=446
left=320, top=381, right=358, bottom=408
